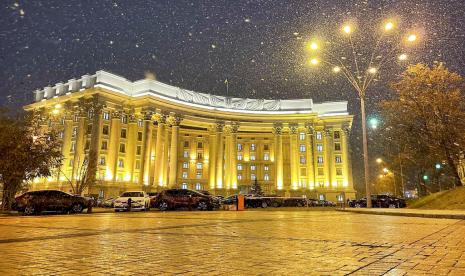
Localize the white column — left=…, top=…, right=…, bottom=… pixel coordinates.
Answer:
left=154, top=114, right=166, bottom=186
left=215, top=122, right=225, bottom=189
left=273, top=123, right=284, bottom=191
left=168, top=116, right=181, bottom=188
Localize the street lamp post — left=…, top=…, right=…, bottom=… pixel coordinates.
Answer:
left=306, top=20, right=418, bottom=208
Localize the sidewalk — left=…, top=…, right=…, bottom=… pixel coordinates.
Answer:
left=339, top=207, right=465, bottom=219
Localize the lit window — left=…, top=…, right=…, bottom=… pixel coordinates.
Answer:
left=250, top=165, right=256, bottom=171
left=196, top=163, right=203, bottom=170
left=119, top=143, right=126, bottom=153
left=317, top=144, right=323, bottom=152
left=251, top=174, right=256, bottom=180
left=135, top=160, right=141, bottom=169
left=72, top=127, right=77, bottom=137
left=264, top=174, right=269, bottom=181
left=300, top=156, right=306, bottom=164
left=195, top=183, right=202, bottom=190
left=237, top=154, right=243, bottom=161
left=251, top=143, right=256, bottom=151
left=137, top=119, right=143, bottom=127
left=264, top=153, right=270, bottom=161
left=103, top=112, right=110, bottom=120
left=317, top=156, right=324, bottom=164
left=238, top=174, right=242, bottom=180
left=58, top=131, right=64, bottom=139
left=250, top=155, right=256, bottom=161
left=237, top=164, right=243, bottom=171
left=316, top=131, right=322, bottom=140
left=182, top=172, right=188, bottom=179
left=299, top=132, right=305, bottom=140
left=335, top=143, right=341, bottom=151
left=335, top=156, right=342, bottom=163
left=196, top=172, right=202, bottom=179
left=99, top=156, right=105, bottom=165
left=181, top=183, right=188, bottom=189
left=183, top=162, right=189, bottom=169
left=118, top=159, right=124, bottom=168
left=237, top=144, right=243, bottom=151
left=70, top=142, right=75, bottom=152
left=121, top=115, right=128, bottom=124
left=73, top=114, right=78, bottom=122
left=299, top=144, right=306, bottom=152
left=264, top=165, right=269, bottom=171
left=183, top=151, right=189, bottom=158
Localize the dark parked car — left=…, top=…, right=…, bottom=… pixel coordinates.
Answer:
left=198, top=191, right=221, bottom=209
left=13, top=190, right=94, bottom=215
left=349, top=195, right=406, bottom=208
left=316, top=200, right=336, bottom=207
left=147, top=192, right=160, bottom=208
left=155, top=189, right=215, bottom=211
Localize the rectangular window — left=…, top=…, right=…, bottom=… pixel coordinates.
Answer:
left=86, top=124, right=92, bottom=135
left=181, top=183, right=188, bottom=189
left=237, top=154, right=243, bottom=161
left=334, top=143, right=341, bottom=151
left=237, top=144, right=243, bottom=151
left=197, top=152, right=203, bottom=159
left=195, top=183, right=202, bottom=190
left=317, top=156, right=324, bottom=164
left=250, top=143, right=256, bottom=151
left=300, top=156, right=306, bottom=164
left=137, top=119, right=143, bottom=127
left=264, top=165, right=269, bottom=171
left=196, top=163, right=203, bottom=170
left=334, top=131, right=341, bottom=140
left=72, top=127, right=77, bottom=138
left=317, top=144, right=323, bottom=152
left=196, top=172, right=202, bottom=179
left=120, top=129, right=127, bottom=138
left=137, top=132, right=143, bottom=141
left=299, top=132, right=305, bottom=141
left=70, top=142, right=75, bottom=152
left=85, top=140, right=90, bottom=150
left=251, top=174, right=256, bottom=180
left=118, top=159, right=124, bottom=168
left=237, top=174, right=242, bottom=180
left=103, top=111, right=110, bottom=120
left=336, top=168, right=343, bottom=176
left=237, top=164, right=243, bottom=171
left=250, top=155, right=256, bottom=161
left=299, top=144, right=306, bottom=152
left=101, top=141, right=108, bottom=150
left=59, top=130, right=64, bottom=139
left=99, top=156, right=106, bottom=166
left=183, top=162, right=189, bottom=169
left=250, top=165, right=256, bottom=171
left=316, top=131, right=322, bottom=140
left=197, top=142, right=203, bottom=149
left=121, top=115, right=128, bottom=124
left=335, top=156, right=342, bottom=163
left=182, top=172, right=188, bottom=179
left=135, top=160, right=141, bottom=169
left=318, top=168, right=324, bottom=176
left=264, top=174, right=269, bottom=181
left=264, top=153, right=270, bottom=161
left=264, top=144, right=269, bottom=151
left=136, top=146, right=142, bottom=155
left=119, top=143, right=126, bottom=153
left=102, top=125, right=109, bottom=135
left=183, top=151, right=189, bottom=158
left=184, top=141, right=189, bottom=148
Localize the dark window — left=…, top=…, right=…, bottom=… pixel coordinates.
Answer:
left=334, top=131, right=341, bottom=140
left=86, top=124, right=92, bottom=134
left=121, top=129, right=127, bottom=138
left=119, top=143, right=126, bottom=153
left=197, top=142, right=203, bottom=149
left=102, top=125, right=109, bottom=135
left=137, top=132, right=143, bottom=141
left=184, top=141, right=189, bottom=148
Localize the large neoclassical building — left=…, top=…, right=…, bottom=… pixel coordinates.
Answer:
left=25, top=70, right=356, bottom=202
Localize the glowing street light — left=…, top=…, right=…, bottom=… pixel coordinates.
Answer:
left=398, top=54, right=408, bottom=61
left=407, top=34, right=417, bottom=42
left=369, top=117, right=379, bottom=129
left=435, top=163, right=441, bottom=169
left=423, top=175, right=429, bottom=181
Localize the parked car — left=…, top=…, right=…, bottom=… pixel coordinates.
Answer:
left=198, top=190, right=221, bottom=209
left=155, top=189, right=215, bottom=211
left=316, top=200, right=336, bottom=207
left=147, top=192, right=160, bottom=208
left=349, top=195, right=406, bottom=208
left=114, top=191, right=151, bottom=212
left=12, top=190, right=94, bottom=215
left=307, top=198, right=319, bottom=207
left=102, top=197, right=116, bottom=208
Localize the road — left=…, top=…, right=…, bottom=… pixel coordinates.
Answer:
left=0, top=209, right=464, bottom=275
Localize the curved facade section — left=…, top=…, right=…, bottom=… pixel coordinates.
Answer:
left=26, top=70, right=356, bottom=202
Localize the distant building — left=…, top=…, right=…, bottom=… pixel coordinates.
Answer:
left=24, top=70, right=355, bottom=201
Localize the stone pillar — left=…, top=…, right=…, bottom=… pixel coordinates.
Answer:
left=61, top=114, right=73, bottom=181
left=126, top=115, right=137, bottom=184
left=72, top=109, right=87, bottom=185
left=289, top=124, right=299, bottom=190
left=139, top=112, right=153, bottom=186
left=230, top=123, right=239, bottom=190
left=273, top=123, right=284, bottom=191
left=324, top=129, right=333, bottom=188
left=154, top=114, right=166, bottom=186
left=162, top=124, right=170, bottom=186
left=305, top=124, right=315, bottom=190
left=107, top=111, right=122, bottom=183
left=208, top=129, right=217, bottom=190
left=215, top=122, right=225, bottom=189
left=87, top=101, right=104, bottom=194
left=168, top=115, right=181, bottom=188
left=224, top=130, right=231, bottom=190
left=341, top=127, right=350, bottom=188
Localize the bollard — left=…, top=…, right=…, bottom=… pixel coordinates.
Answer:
left=237, top=194, right=245, bottom=211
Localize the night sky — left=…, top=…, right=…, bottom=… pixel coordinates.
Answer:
left=2, top=0, right=465, bottom=191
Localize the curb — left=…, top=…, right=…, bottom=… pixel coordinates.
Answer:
left=337, top=209, right=465, bottom=220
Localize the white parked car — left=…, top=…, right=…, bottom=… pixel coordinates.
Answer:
left=114, top=191, right=151, bottom=212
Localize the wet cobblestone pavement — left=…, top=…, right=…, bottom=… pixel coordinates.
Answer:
left=0, top=210, right=465, bottom=275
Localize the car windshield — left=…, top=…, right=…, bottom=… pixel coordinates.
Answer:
left=120, top=192, right=144, bottom=197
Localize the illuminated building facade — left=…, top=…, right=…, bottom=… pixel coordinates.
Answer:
left=25, top=70, right=356, bottom=201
